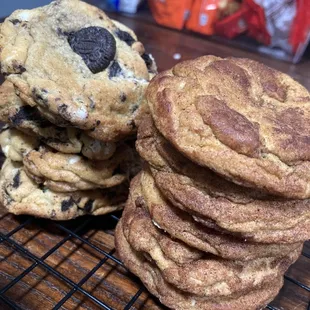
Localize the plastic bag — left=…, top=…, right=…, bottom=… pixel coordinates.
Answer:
left=244, top=0, right=310, bottom=57
left=215, top=1, right=248, bottom=39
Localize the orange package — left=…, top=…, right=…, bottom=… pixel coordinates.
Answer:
left=186, top=0, right=220, bottom=35
left=148, top=0, right=193, bottom=30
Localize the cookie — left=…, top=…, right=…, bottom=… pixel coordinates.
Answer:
left=23, top=145, right=131, bottom=192
left=0, top=128, right=138, bottom=192
left=0, top=127, right=39, bottom=162
left=0, top=81, right=116, bottom=160
left=121, top=176, right=301, bottom=298
left=146, top=56, right=310, bottom=198
left=136, top=171, right=302, bottom=260
left=0, top=0, right=156, bottom=142
left=0, top=159, right=126, bottom=220
left=115, top=219, right=285, bottom=310
left=137, top=116, right=310, bottom=244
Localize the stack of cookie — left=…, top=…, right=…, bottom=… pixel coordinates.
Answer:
left=0, top=0, right=156, bottom=220
left=116, top=56, right=310, bottom=309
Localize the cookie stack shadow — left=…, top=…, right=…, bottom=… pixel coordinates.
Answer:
left=116, top=56, right=310, bottom=310
left=0, top=0, right=157, bottom=220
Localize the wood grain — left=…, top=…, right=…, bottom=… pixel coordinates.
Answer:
left=0, top=10, right=310, bottom=310
left=0, top=206, right=309, bottom=310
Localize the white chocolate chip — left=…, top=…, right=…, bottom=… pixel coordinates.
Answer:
left=2, top=145, right=10, bottom=156
left=152, top=220, right=162, bottom=230
left=75, top=107, right=88, bottom=120
left=68, top=156, right=80, bottom=164
left=17, top=11, right=31, bottom=21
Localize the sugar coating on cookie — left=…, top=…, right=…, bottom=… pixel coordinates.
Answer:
left=121, top=177, right=301, bottom=298
left=136, top=116, right=310, bottom=243
left=115, top=218, right=286, bottom=310
left=147, top=56, right=310, bottom=198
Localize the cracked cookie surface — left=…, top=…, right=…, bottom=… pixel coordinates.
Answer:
left=115, top=217, right=286, bottom=310
left=121, top=174, right=301, bottom=298
left=137, top=116, right=310, bottom=244
left=147, top=56, right=310, bottom=198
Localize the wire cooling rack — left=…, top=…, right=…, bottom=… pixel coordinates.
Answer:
left=0, top=211, right=309, bottom=310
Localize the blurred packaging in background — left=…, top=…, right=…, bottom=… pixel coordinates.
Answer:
left=100, top=0, right=143, bottom=13
left=148, top=0, right=192, bottom=30
left=1, top=0, right=308, bottom=62
left=148, top=0, right=310, bottom=62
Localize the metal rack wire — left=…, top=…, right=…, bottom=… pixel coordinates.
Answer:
left=0, top=213, right=309, bottom=310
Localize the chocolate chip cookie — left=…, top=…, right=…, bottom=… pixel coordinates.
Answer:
left=1, top=128, right=138, bottom=192
left=0, top=81, right=116, bottom=160
left=0, top=0, right=156, bottom=142
left=0, top=127, right=39, bottom=162
left=146, top=56, right=310, bottom=198
left=0, top=159, right=126, bottom=220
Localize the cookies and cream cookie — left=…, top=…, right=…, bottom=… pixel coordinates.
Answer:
left=0, top=0, right=156, bottom=142
left=0, top=159, right=126, bottom=220
left=0, top=81, right=117, bottom=160
left=0, top=128, right=140, bottom=192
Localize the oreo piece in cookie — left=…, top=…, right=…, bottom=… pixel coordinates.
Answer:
left=68, top=27, right=116, bottom=74
left=115, top=29, right=136, bottom=46
left=109, top=61, right=122, bottom=79
left=141, top=53, right=155, bottom=72
left=10, top=106, right=50, bottom=127
left=12, top=171, right=21, bottom=188
left=61, top=197, right=75, bottom=212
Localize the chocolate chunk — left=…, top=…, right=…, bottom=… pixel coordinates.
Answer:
left=10, top=106, right=50, bottom=127
left=51, top=210, right=56, bottom=218
left=141, top=53, right=153, bottom=70
left=120, top=93, right=127, bottom=102
left=130, top=104, right=139, bottom=113
left=89, top=98, right=96, bottom=109
left=10, top=19, right=21, bottom=25
left=128, top=120, right=136, bottom=129
left=12, top=62, right=26, bottom=73
left=12, top=171, right=20, bottom=188
left=109, top=61, right=122, bottom=79
left=68, top=27, right=116, bottom=74
left=61, top=197, right=75, bottom=212
left=113, top=165, right=122, bottom=176
left=84, top=199, right=94, bottom=213
left=115, top=29, right=135, bottom=46
left=58, top=104, right=69, bottom=117
left=32, top=88, right=48, bottom=105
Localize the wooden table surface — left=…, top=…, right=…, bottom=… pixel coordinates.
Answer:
left=0, top=11, right=310, bottom=310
